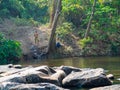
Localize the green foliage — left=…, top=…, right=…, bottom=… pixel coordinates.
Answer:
left=0, top=0, right=49, bottom=23
left=62, top=0, right=84, bottom=26
left=78, top=37, right=93, bottom=49
left=56, top=22, right=74, bottom=40
left=0, top=33, right=22, bottom=64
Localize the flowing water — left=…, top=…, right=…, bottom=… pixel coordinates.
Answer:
left=20, top=56, right=120, bottom=89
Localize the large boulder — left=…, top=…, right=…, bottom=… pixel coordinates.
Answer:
left=0, top=65, right=64, bottom=86
left=62, top=68, right=112, bottom=88
left=24, top=73, right=61, bottom=86
left=90, top=84, right=120, bottom=90
left=1, top=72, right=61, bottom=86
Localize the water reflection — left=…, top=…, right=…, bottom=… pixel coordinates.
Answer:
left=20, top=56, right=120, bottom=71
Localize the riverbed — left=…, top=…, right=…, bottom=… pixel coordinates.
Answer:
left=19, top=56, right=120, bottom=89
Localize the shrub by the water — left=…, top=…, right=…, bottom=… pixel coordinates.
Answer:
left=0, top=33, right=22, bottom=64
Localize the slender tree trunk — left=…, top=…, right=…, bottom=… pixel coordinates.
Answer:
left=49, top=0, right=57, bottom=28
left=47, top=0, right=62, bottom=53
left=84, top=0, right=96, bottom=38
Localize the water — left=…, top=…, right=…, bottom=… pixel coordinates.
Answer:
left=20, top=56, right=120, bottom=89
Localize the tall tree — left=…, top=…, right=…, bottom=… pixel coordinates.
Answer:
left=84, top=0, right=96, bottom=38
left=47, top=0, right=62, bottom=53
left=49, top=0, right=57, bottom=28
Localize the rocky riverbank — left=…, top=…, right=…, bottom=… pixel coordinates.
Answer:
left=0, top=64, right=119, bottom=90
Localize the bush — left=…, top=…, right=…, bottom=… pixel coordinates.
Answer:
left=0, top=33, right=22, bottom=64
left=78, top=37, right=93, bottom=49
left=56, top=22, right=74, bottom=40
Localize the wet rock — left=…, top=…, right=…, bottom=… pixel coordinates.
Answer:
left=62, top=68, right=112, bottom=88
left=90, top=84, right=120, bottom=90
left=107, top=74, right=114, bottom=80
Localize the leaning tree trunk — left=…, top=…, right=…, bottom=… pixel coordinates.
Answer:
left=49, top=0, right=57, bottom=28
left=47, top=0, right=62, bottom=54
left=84, top=0, right=96, bottom=38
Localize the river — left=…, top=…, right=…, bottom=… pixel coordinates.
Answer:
left=19, top=56, right=120, bottom=89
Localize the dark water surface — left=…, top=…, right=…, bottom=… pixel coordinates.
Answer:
left=20, top=56, right=120, bottom=89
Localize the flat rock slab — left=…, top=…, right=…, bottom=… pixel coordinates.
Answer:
left=10, top=83, right=68, bottom=90
left=90, top=84, right=120, bottom=90
left=0, top=82, right=68, bottom=90
left=62, top=68, right=112, bottom=88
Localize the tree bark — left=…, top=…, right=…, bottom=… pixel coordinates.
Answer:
left=49, top=0, right=57, bottom=28
left=84, top=0, right=96, bottom=38
left=47, top=0, right=62, bottom=54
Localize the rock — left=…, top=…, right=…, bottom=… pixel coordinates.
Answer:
left=107, top=74, right=114, bottom=80
left=24, top=73, right=60, bottom=86
left=50, top=70, right=66, bottom=86
left=62, top=68, right=112, bottom=88
left=13, top=65, right=22, bottom=69
left=0, top=82, right=20, bottom=90
left=1, top=72, right=61, bottom=86
left=10, top=83, right=68, bottom=90
left=36, top=65, right=56, bottom=75
left=57, top=65, right=81, bottom=75
left=0, top=65, right=114, bottom=89
left=117, top=78, right=120, bottom=81
left=0, top=66, right=33, bottom=77
left=0, top=64, right=15, bottom=74
left=8, top=64, right=13, bottom=68
left=90, top=84, right=120, bottom=90
left=0, top=69, right=59, bottom=86
left=0, top=82, right=68, bottom=90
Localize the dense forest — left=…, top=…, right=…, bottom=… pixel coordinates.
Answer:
left=0, top=0, right=120, bottom=63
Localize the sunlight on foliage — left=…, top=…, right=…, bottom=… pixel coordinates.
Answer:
left=78, top=37, right=93, bottom=49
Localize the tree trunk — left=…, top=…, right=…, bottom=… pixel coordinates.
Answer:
left=84, top=0, right=96, bottom=38
left=49, top=0, right=57, bottom=28
left=47, top=0, right=62, bottom=54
